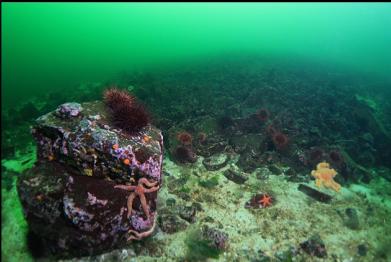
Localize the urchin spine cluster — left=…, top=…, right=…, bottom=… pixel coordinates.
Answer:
left=103, top=87, right=150, bottom=134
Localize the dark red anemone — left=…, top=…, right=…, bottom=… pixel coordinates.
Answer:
left=272, top=132, right=289, bottom=150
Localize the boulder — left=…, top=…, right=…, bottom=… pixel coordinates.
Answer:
left=17, top=101, right=164, bottom=258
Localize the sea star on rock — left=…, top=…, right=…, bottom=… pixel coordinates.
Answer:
left=114, top=177, right=159, bottom=219
left=127, top=216, right=157, bottom=241
left=311, top=161, right=341, bottom=192
left=258, top=194, right=273, bottom=208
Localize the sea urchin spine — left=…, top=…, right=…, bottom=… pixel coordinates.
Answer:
left=103, top=87, right=150, bottom=134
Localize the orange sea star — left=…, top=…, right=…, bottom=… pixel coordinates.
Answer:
left=311, top=161, right=341, bottom=192
left=114, top=177, right=159, bottom=219
left=258, top=194, right=273, bottom=208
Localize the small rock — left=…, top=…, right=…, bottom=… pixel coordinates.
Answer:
left=174, top=146, right=197, bottom=164
left=223, top=169, right=248, bottom=184
left=158, top=213, right=188, bottom=234
left=192, top=202, right=204, bottom=212
left=298, top=184, right=332, bottom=203
left=177, top=191, right=192, bottom=201
left=55, top=102, right=83, bottom=118
left=166, top=198, right=176, bottom=207
left=268, top=164, right=282, bottom=175
left=300, top=234, right=327, bottom=258
left=285, top=167, right=296, bottom=177
left=344, top=208, right=360, bottom=230
left=203, top=216, right=215, bottom=223
left=202, top=153, right=229, bottom=171
left=357, top=244, right=367, bottom=256
left=178, top=205, right=197, bottom=223
left=201, top=225, right=229, bottom=251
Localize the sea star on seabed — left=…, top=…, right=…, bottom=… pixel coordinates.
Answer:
left=258, top=194, right=273, bottom=208
left=114, top=177, right=159, bottom=219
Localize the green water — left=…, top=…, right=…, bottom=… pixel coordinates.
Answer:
left=2, top=3, right=391, bottom=262
left=2, top=3, right=391, bottom=107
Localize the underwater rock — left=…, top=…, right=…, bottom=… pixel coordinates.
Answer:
left=357, top=244, right=368, bottom=256
left=344, top=208, right=360, bottom=230
left=178, top=205, right=197, bottom=223
left=297, top=184, right=332, bottom=203
left=32, top=100, right=163, bottom=183
left=165, top=198, right=176, bottom=207
left=158, top=213, right=188, bottom=234
left=55, top=102, right=83, bottom=118
left=300, top=234, right=327, bottom=258
left=268, top=164, right=283, bottom=175
left=195, top=135, right=228, bottom=157
left=17, top=101, right=164, bottom=258
left=217, top=115, right=236, bottom=133
left=173, top=145, right=197, bottom=164
left=229, top=133, right=264, bottom=154
left=17, top=162, right=160, bottom=258
left=223, top=169, right=248, bottom=184
left=202, top=153, right=229, bottom=171
left=201, top=225, right=229, bottom=251
left=351, top=98, right=391, bottom=167
left=18, top=163, right=67, bottom=225
left=237, top=151, right=260, bottom=173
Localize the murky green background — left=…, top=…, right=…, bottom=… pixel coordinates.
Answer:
left=2, top=4, right=391, bottom=261
left=2, top=3, right=391, bottom=108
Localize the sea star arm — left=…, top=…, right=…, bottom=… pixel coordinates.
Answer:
left=127, top=216, right=157, bottom=241
left=329, top=180, right=341, bottom=192
left=315, top=179, right=322, bottom=188
left=127, top=193, right=136, bottom=218
left=114, top=185, right=137, bottom=191
left=139, top=178, right=158, bottom=187
left=139, top=193, right=150, bottom=219
left=143, top=186, right=159, bottom=193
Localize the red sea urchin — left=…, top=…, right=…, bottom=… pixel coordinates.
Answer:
left=177, top=131, right=193, bottom=146
left=272, top=132, right=289, bottom=150
left=103, top=87, right=134, bottom=109
left=103, top=87, right=150, bottom=134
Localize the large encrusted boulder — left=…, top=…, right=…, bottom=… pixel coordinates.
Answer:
left=32, top=101, right=163, bottom=182
left=17, top=101, right=163, bottom=258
